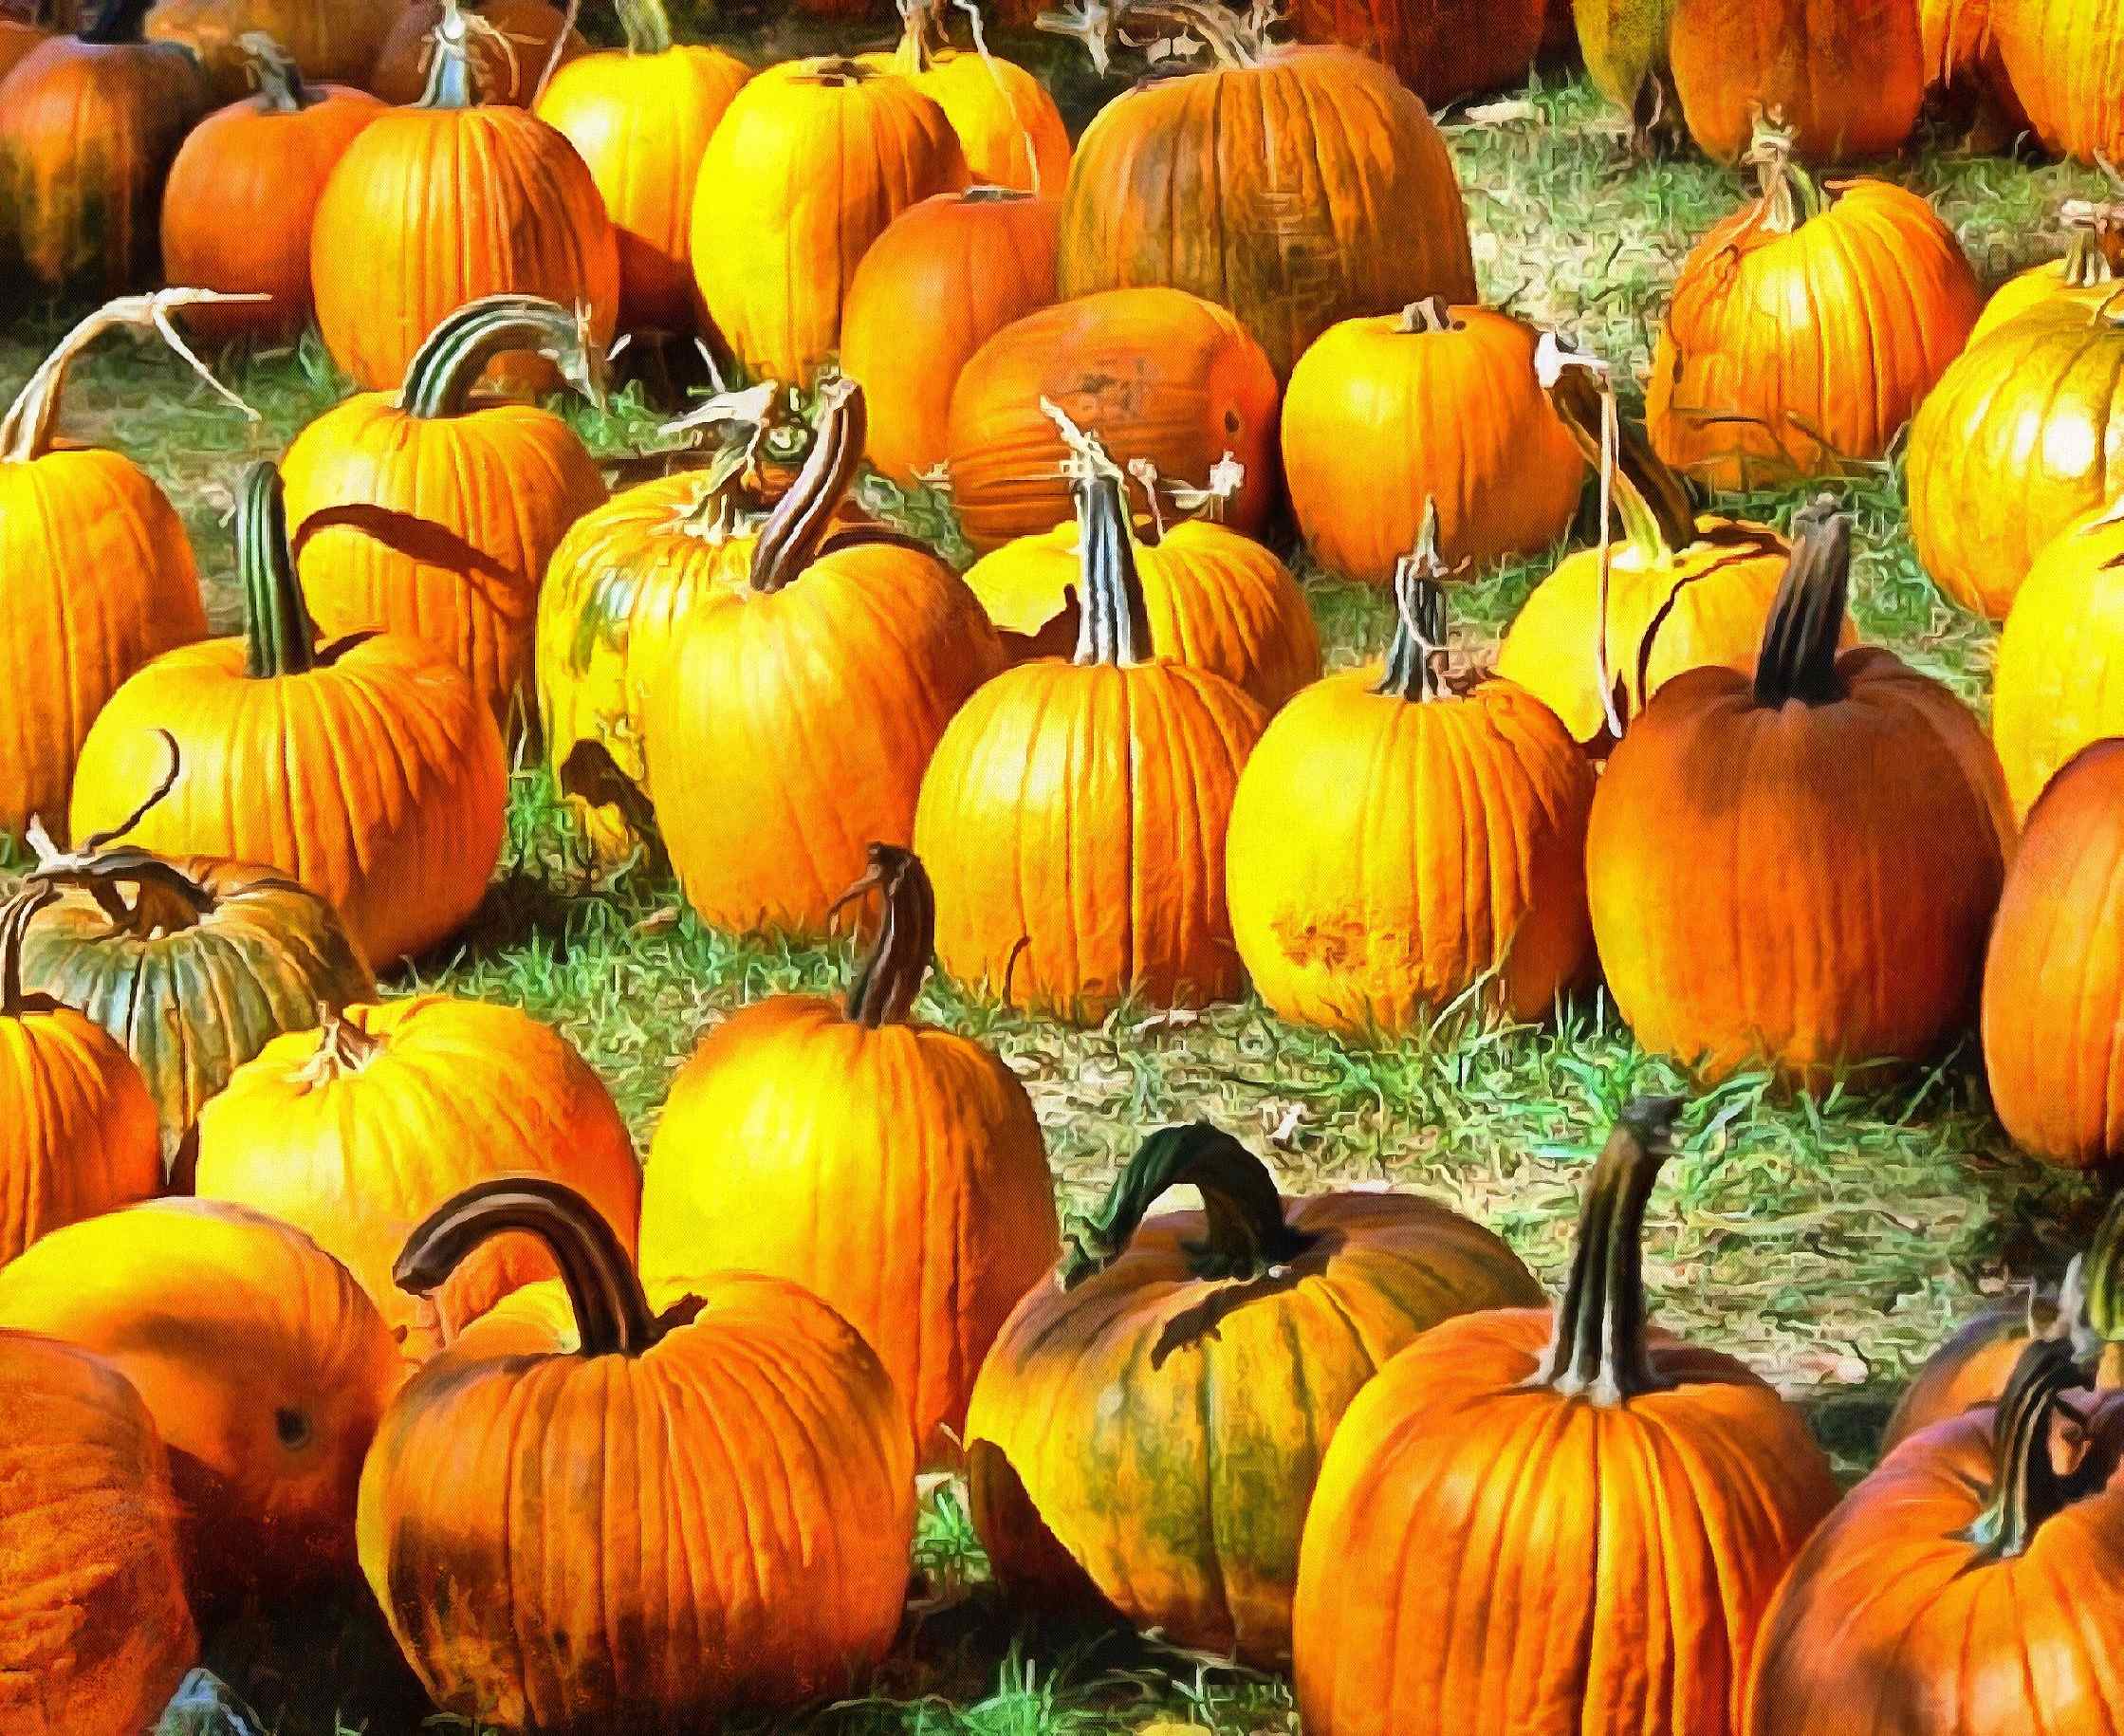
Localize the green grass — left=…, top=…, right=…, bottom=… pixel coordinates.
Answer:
left=5, top=47, right=2118, bottom=1736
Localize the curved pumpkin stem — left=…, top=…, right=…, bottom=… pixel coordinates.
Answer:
left=399, top=293, right=605, bottom=417
left=1538, top=333, right=1697, bottom=565
left=1060, top=1123, right=1315, bottom=1291
left=1528, top=1096, right=1686, bottom=1406
left=615, top=0, right=673, bottom=54
left=748, top=378, right=865, bottom=594
left=1961, top=1340, right=2106, bottom=1561
left=239, top=461, right=320, bottom=680
left=238, top=31, right=317, bottom=110
left=1743, top=112, right=1825, bottom=234
left=1376, top=503, right=1452, bottom=703
left=0, top=884, right=61, bottom=1020
left=296, top=1005, right=387, bottom=1083
left=394, top=1175, right=662, bottom=1358
left=1751, top=496, right=1850, bottom=710
left=826, top=843, right=937, bottom=1029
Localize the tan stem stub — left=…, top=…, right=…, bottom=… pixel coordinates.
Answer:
left=296, top=1005, right=385, bottom=1085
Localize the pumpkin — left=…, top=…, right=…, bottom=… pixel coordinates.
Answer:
left=1053, top=8, right=1477, bottom=378
left=946, top=286, right=1280, bottom=555
left=281, top=294, right=610, bottom=739
left=1747, top=1340, right=2124, bottom=1735
left=1969, top=197, right=2124, bottom=346
left=0, top=0, right=210, bottom=293
left=914, top=439, right=1267, bottom=1017
left=1647, top=118, right=1982, bottom=490
left=0, top=294, right=211, bottom=844
left=1993, top=500, right=2124, bottom=816
left=1996, top=0, right=2124, bottom=166
left=193, top=994, right=638, bottom=1359
left=0, top=1330, right=196, bottom=1736
left=640, top=844, right=1058, bottom=1467
left=1587, top=502, right=2013, bottom=1085
left=309, top=3, right=619, bottom=393
left=1282, top=298, right=1585, bottom=584
left=1492, top=347, right=1806, bottom=745
left=1292, top=1098, right=1839, bottom=1734
left=532, top=0, right=748, bottom=336
left=840, top=187, right=1061, bottom=487
left=1226, top=520, right=1597, bottom=1035
left=644, top=379, right=1006, bottom=937
left=69, top=462, right=508, bottom=969
left=359, top=1176, right=915, bottom=1732
left=967, top=1121, right=1542, bottom=1664
left=1907, top=293, right=2124, bottom=620
left=691, top=57, right=969, bottom=387
left=861, top=0, right=1069, bottom=194
left=1920, top=0, right=2024, bottom=144
left=1574, top=0, right=1681, bottom=143
left=0, top=1196, right=403, bottom=1601
left=0, top=8, right=47, bottom=80
left=144, top=0, right=396, bottom=99
left=1667, top=0, right=1924, bottom=162
left=19, top=839, right=374, bottom=1174
left=370, top=0, right=585, bottom=106
left=1287, top=0, right=1546, bottom=108
left=0, top=885, right=160, bottom=1265
left=159, top=34, right=383, bottom=344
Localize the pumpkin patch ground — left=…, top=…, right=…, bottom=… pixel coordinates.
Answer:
left=6, top=2, right=2124, bottom=1730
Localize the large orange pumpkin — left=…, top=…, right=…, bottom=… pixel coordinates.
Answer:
left=966, top=1121, right=1542, bottom=1663
left=68, top=462, right=508, bottom=969
left=143, top=0, right=395, bottom=95
left=1587, top=503, right=2013, bottom=1085
left=1995, top=0, right=2124, bottom=165
left=1293, top=1098, right=1839, bottom=1734
left=280, top=294, right=610, bottom=739
left=1970, top=197, right=2124, bottom=346
left=359, top=1176, right=916, bottom=1732
left=861, top=0, right=1069, bottom=194
left=369, top=0, right=585, bottom=106
left=1288, top=0, right=1545, bottom=107
left=194, top=994, right=641, bottom=1360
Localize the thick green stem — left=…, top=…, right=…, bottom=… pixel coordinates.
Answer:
left=239, top=461, right=319, bottom=680
left=2080, top=1191, right=2124, bottom=1353
left=826, top=843, right=937, bottom=1028
left=1376, top=502, right=1450, bottom=702
left=1751, top=496, right=1849, bottom=709
left=238, top=31, right=315, bottom=109
left=1071, top=470, right=1152, bottom=668
left=1961, top=1340, right=2103, bottom=1561
left=749, top=379, right=865, bottom=593
left=400, top=294, right=597, bottom=418
left=616, top=0, right=673, bottom=54
left=1744, top=117, right=1825, bottom=233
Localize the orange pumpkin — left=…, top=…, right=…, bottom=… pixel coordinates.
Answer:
left=840, top=187, right=1061, bottom=487
left=1996, top=0, right=2124, bottom=166
left=280, top=294, right=610, bottom=739
left=1288, top=0, right=1546, bottom=107
left=1293, top=1098, right=1839, bottom=1734
left=369, top=0, right=585, bottom=105
left=143, top=0, right=397, bottom=98
left=1970, top=197, right=2124, bottom=346
left=360, top=1177, right=916, bottom=1732
left=0, top=9, right=47, bottom=80
left=861, top=0, right=1070, bottom=194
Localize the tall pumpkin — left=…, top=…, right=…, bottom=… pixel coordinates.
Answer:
left=1648, top=119, right=1982, bottom=489
left=359, top=1177, right=916, bottom=1733
left=691, top=57, right=969, bottom=386
left=143, top=0, right=396, bottom=97
left=1227, top=524, right=1597, bottom=1035
left=967, top=1122, right=1542, bottom=1664
left=68, top=462, right=508, bottom=969
left=644, top=380, right=1006, bottom=936
left=309, top=3, right=619, bottom=393
left=862, top=0, right=1069, bottom=194
left=1587, top=503, right=2013, bottom=1085
left=1970, top=197, right=2123, bottom=345
left=1288, top=0, right=1545, bottom=107
left=1053, top=8, right=1477, bottom=378
left=1293, top=1099, right=1840, bottom=1735
left=0, top=294, right=211, bottom=843
left=641, top=845, right=1059, bottom=1468
left=1995, top=0, right=2124, bottom=166
left=369, top=0, right=585, bottom=106
left=280, top=295, right=610, bottom=738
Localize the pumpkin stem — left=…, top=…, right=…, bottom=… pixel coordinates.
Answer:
left=238, top=461, right=320, bottom=680
left=1060, top=1122, right=1315, bottom=1291
left=893, top=0, right=948, bottom=72
left=1751, top=496, right=1850, bottom=710
left=1395, top=297, right=1461, bottom=335
left=400, top=293, right=606, bottom=417
left=748, top=378, right=866, bottom=594
left=788, top=54, right=881, bottom=88
left=1537, top=331, right=1697, bottom=565
left=395, top=1176, right=663, bottom=1357
left=614, top=0, right=673, bottom=55
left=296, top=1005, right=386, bottom=1083
left=1961, top=1340, right=2108, bottom=1561
left=1043, top=412, right=1153, bottom=667
left=1743, top=110, right=1824, bottom=233
left=1376, top=503, right=1452, bottom=703
left=827, top=843, right=937, bottom=1028
left=416, top=0, right=487, bottom=107
left=0, top=884, right=61, bottom=1020
left=2078, top=1191, right=2124, bottom=1358
left=1038, top=0, right=1262, bottom=71
left=2057, top=199, right=2124, bottom=290
left=1529, top=1096, right=1686, bottom=1406
left=238, top=31, right=316, bottom=109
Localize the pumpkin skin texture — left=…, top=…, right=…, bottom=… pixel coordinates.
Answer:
left=946, top=287, right=1281, bottom=555
left=1878, top=1278, right=2073, bottom=1453
left=0, top=299, right=210, bottom=845
left=1993, top=503, right=2124, bottom=817
left=1283, top=299, right=1585, bottom=584
left=1588, top=506, right=2013, bottom=1086
left=1995, top=0, right=2124, bottom=166
left=370, top=0, right=586, bottom=106
left=0, top=1330, right=196, bottom=1736
left=641, top=846, right=1059, bottom=1468
left=359, top=1178, right=916, bottom=1734
left=1294, top=1100, right=1839, bottom=1736
left=0, top=1196, right=403, bottom=1602
left=143, top=0, right=396, bottom=96
left=1288, top=0, right=1545, bottom=107
left=68, top=463, right=508, bottom=970
left=1907, top=296, right=2124, bottom=621
left=194, top=995, right=640, bottom=1360
left=1648, top=129, right=1982, bottom=490
left=840, top=188, right=1061, bottom=487
left=281, top=296, right=610, bottom=739
left=0, top=16, right=47, bottom=81
left=861, top=2, right=1069, bottom=194
left=532, top=6, right=748, bottom=335
left=967, top=1123, right=1542, bottom=1664
left=691, top=59, right=970, bottom=387
left=1058, top=41, right=1476, bottom=379
left=1227, top=549, right=1597, bottom=1035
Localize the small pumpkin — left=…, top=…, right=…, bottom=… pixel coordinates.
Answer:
left=1287, top=0, right=1545, bottom=108
left=1227, top=520, right=1597, bottom=1035
left=359, top=1176, right=915, bottom=1732
left=281, top=294, right=610, bottom=739
left=0, top=1195, right=403, bottom=1602
left=143, top=0, right=396, bottom=99
left=0, top=1330, right=196, bottom=1736
left=1293, top=1098, right=1840, bottom=1735
left=1995, top=0, right=2124, bottom=166
left=1587, top=502, right=2013, bottom=1085
left=1282, top=297, right=1585, bottom=584
left=370, top=0, right=585, bottom=106
left=862, top=0, right=1069, bottom=194
left=68, top=461, right=508, bottom=969
left=1647, top=118, right=1982, bottom=490
left=967, top=1121, right=1542, bottom=1664
left=1969, top=196, right=2124, bottom=346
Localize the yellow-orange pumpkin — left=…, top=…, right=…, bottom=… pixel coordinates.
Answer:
left=861, top=0, right=1069, bottom=194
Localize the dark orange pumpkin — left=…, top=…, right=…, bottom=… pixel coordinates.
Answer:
left=369, top=0, right=585, bottom=106
left=144, top=0, right=397, bottom=99
left=1289, top=0, right=1546, bottom=107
